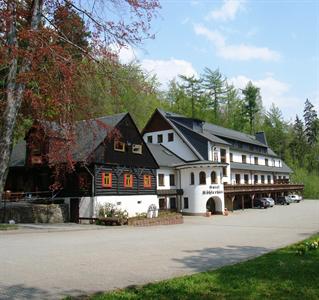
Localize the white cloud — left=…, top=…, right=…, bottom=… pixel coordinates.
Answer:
left=229, top=75, right=303, bottom=119
left=108, top=44, right=139, bottom=64
left=194, top=24, right=281, bottom=61
left=141, top=58, right=198, bottom=88
left=206, top=0, right=246, bottom=22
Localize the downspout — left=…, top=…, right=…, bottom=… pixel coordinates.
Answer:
left=84, top=165, right=95, bottom=218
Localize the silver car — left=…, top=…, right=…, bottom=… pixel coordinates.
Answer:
left=264, top=197, right=275, bottom=207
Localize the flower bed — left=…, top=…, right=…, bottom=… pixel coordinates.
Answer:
left=128, top=211, right=183, bottom=227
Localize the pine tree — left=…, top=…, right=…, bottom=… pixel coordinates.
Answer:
left=202, top=68, right=229, bottom=122
left=241, top=81, right=261, bottom=134
left=289, top=115, right=307, bottom=167
left=303, top=99, right=318, bottom=145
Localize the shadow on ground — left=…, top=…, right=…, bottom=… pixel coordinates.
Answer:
left=173, top=245, right=270, bottom=272
left=0, top=284, right=83, bottom=300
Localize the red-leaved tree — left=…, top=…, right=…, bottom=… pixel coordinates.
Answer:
left=0, top=0, right=160, bottom=198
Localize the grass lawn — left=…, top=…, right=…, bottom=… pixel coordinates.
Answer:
left=79, top=234, right=319, bottom=300
left=0, top=224, right=18, bottom=230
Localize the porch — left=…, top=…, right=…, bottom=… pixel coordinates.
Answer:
left=224, top=183, right=304, bottom=211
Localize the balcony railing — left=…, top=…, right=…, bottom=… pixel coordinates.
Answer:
left=224, top=183, right=304, bottom=194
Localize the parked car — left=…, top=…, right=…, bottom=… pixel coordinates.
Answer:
left=264, top=197, right=275, bottom=207
left=276, top=196, right=292, bottom=205
left=254, top=198, right=270, bottom=209
left=287, top=194, right=303, bottom=203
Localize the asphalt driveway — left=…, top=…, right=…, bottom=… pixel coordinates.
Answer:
left=0, top=200, right=318, bottom=300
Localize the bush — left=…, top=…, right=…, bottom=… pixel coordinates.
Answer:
left=96, top=203, right=128, bottom=224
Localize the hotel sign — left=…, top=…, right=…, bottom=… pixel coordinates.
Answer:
left=202, top=184, right=223, bottom=195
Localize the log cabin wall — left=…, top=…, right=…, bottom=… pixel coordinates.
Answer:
left=95, top=165, right=157, bottom=196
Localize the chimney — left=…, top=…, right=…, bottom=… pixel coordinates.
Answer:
left=255, top=132, right=268, bottom=146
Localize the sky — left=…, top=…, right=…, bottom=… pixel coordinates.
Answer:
left=115, top=0, right=319, bottom=122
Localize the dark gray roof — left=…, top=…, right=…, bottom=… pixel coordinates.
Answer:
left=203, top=123, right=267, bottom=147
left=147, top=144, right=184, bottom=167
left=171, top=119, right=230, bottom=145
left=71, top=113, right=126, bottom=161
left=175, top=160, right=228, bottom=168
left=230, top=162, right=293, bottom=174
left=9, top=113, right=127, bottom=166
left=9, top=140, right=26, bottom=167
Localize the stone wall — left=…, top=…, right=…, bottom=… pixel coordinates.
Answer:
left=0, top=202, right=69, bottom=223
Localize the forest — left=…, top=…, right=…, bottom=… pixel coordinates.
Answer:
left=1, top=1, right=318, bottom=198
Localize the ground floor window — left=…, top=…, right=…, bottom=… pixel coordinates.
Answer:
left=170, top=197, right=177, bottom=210
left=159, top=198, right=166, bottom=210
left=183, top=197, right=189, bottom=209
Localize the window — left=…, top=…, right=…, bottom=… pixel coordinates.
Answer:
left=230, top=153, right=233, bottom=162
left=114, top=140, right=125, bottom=152
left=157, top=134, right=163, bottom=143
left=199, top=171, right=206, bottom=185
left=265, top=158, right=269, bottom=166
left=170, top=197, right=176, bottom=210
left=101, top=172, right=112, bottom=188
left=158, top=174, right=164, bottom=186
left=222, top=167, right=227, bottom=177
left=244, top=174, right=249, bottom=184
left=184, top=197, right=189, bottom=209
left=261, top=175, right=265, bottom=184
left=254, top=157, right=258, bottom=165
left=220, top=149, right=227, bottom=163
left=267, top=175, right=271, bottom=183
left=235, top=174, right=241, bottom=184
left=147, top=136, right=153, bottom=143
left=242, top=155, right=247, bottom=163
left=169, top=174, right=175, bottom=186
left=254, top=175, right=258, bottom=184
left=124, top=173, right=133, bottom=188
left=132, top=144, right=142, bottom=154
left=211, top=171, right=217, bottom=184
left=143, top=175, right=152, bottom=188
left=190, top=172, right=194, bottom=185
left=168, top=132, right=174, bottom=142
left=213, top=147, right=219, bottom=162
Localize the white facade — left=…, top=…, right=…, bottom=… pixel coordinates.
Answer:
left=144, top=129, right=198, bottom=161
left=178, top=166, right=225, bottom=214
left=79, top=195, right=159, bottom=218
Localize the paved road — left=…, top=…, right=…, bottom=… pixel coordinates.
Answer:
left=1, top=200, right=318, bottom=300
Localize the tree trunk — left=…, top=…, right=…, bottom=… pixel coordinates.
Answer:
left=0, top=0, right=44, bottom=201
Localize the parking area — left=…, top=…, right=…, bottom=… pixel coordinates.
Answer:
left=0, top=200, right=318, bottom=300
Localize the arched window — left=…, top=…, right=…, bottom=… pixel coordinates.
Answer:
left=199, top=171, right=206, bottom=185
left=190, top=172, right=195, bottom=185
left=211, top=171, right=217, bottom=184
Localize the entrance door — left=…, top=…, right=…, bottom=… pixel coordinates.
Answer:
left=169, top=197, right=177, bottom=210
left=70, top=198, right=80, bottom=223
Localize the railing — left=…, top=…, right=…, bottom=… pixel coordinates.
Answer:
left=224, top=183, right=304, bottom=194
left=1, top=190, right=62, bottom=202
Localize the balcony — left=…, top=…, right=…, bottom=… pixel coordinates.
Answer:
left=224, top=183, right=304, bottom=195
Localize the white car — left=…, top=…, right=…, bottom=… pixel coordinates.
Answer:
left=287, top=194, right=303, bottom=203
left=264, top=197, right=275, bottom=207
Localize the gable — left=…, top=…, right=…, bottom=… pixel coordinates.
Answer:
left=142, top=110, right=173, bottom=134
left=92, top=114, right=159, bottom=169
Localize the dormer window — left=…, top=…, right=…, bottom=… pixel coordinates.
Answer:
left=114, top=140, right=125, bottom=152
left=132, top=144, right=142, bottom=154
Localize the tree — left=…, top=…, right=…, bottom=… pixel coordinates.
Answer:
left=289, top=115, right=307, bottom=168
left=241, top=81, right=261, bottom=134
left=263, top=104, right=288, bottom=159
left=178, top=75, right=202, bottom=118
left=0, top=0, right=160, bottom=199
left=303, top=98, right=318, bottom=145
left=202, top=68, right=229, bottom=121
